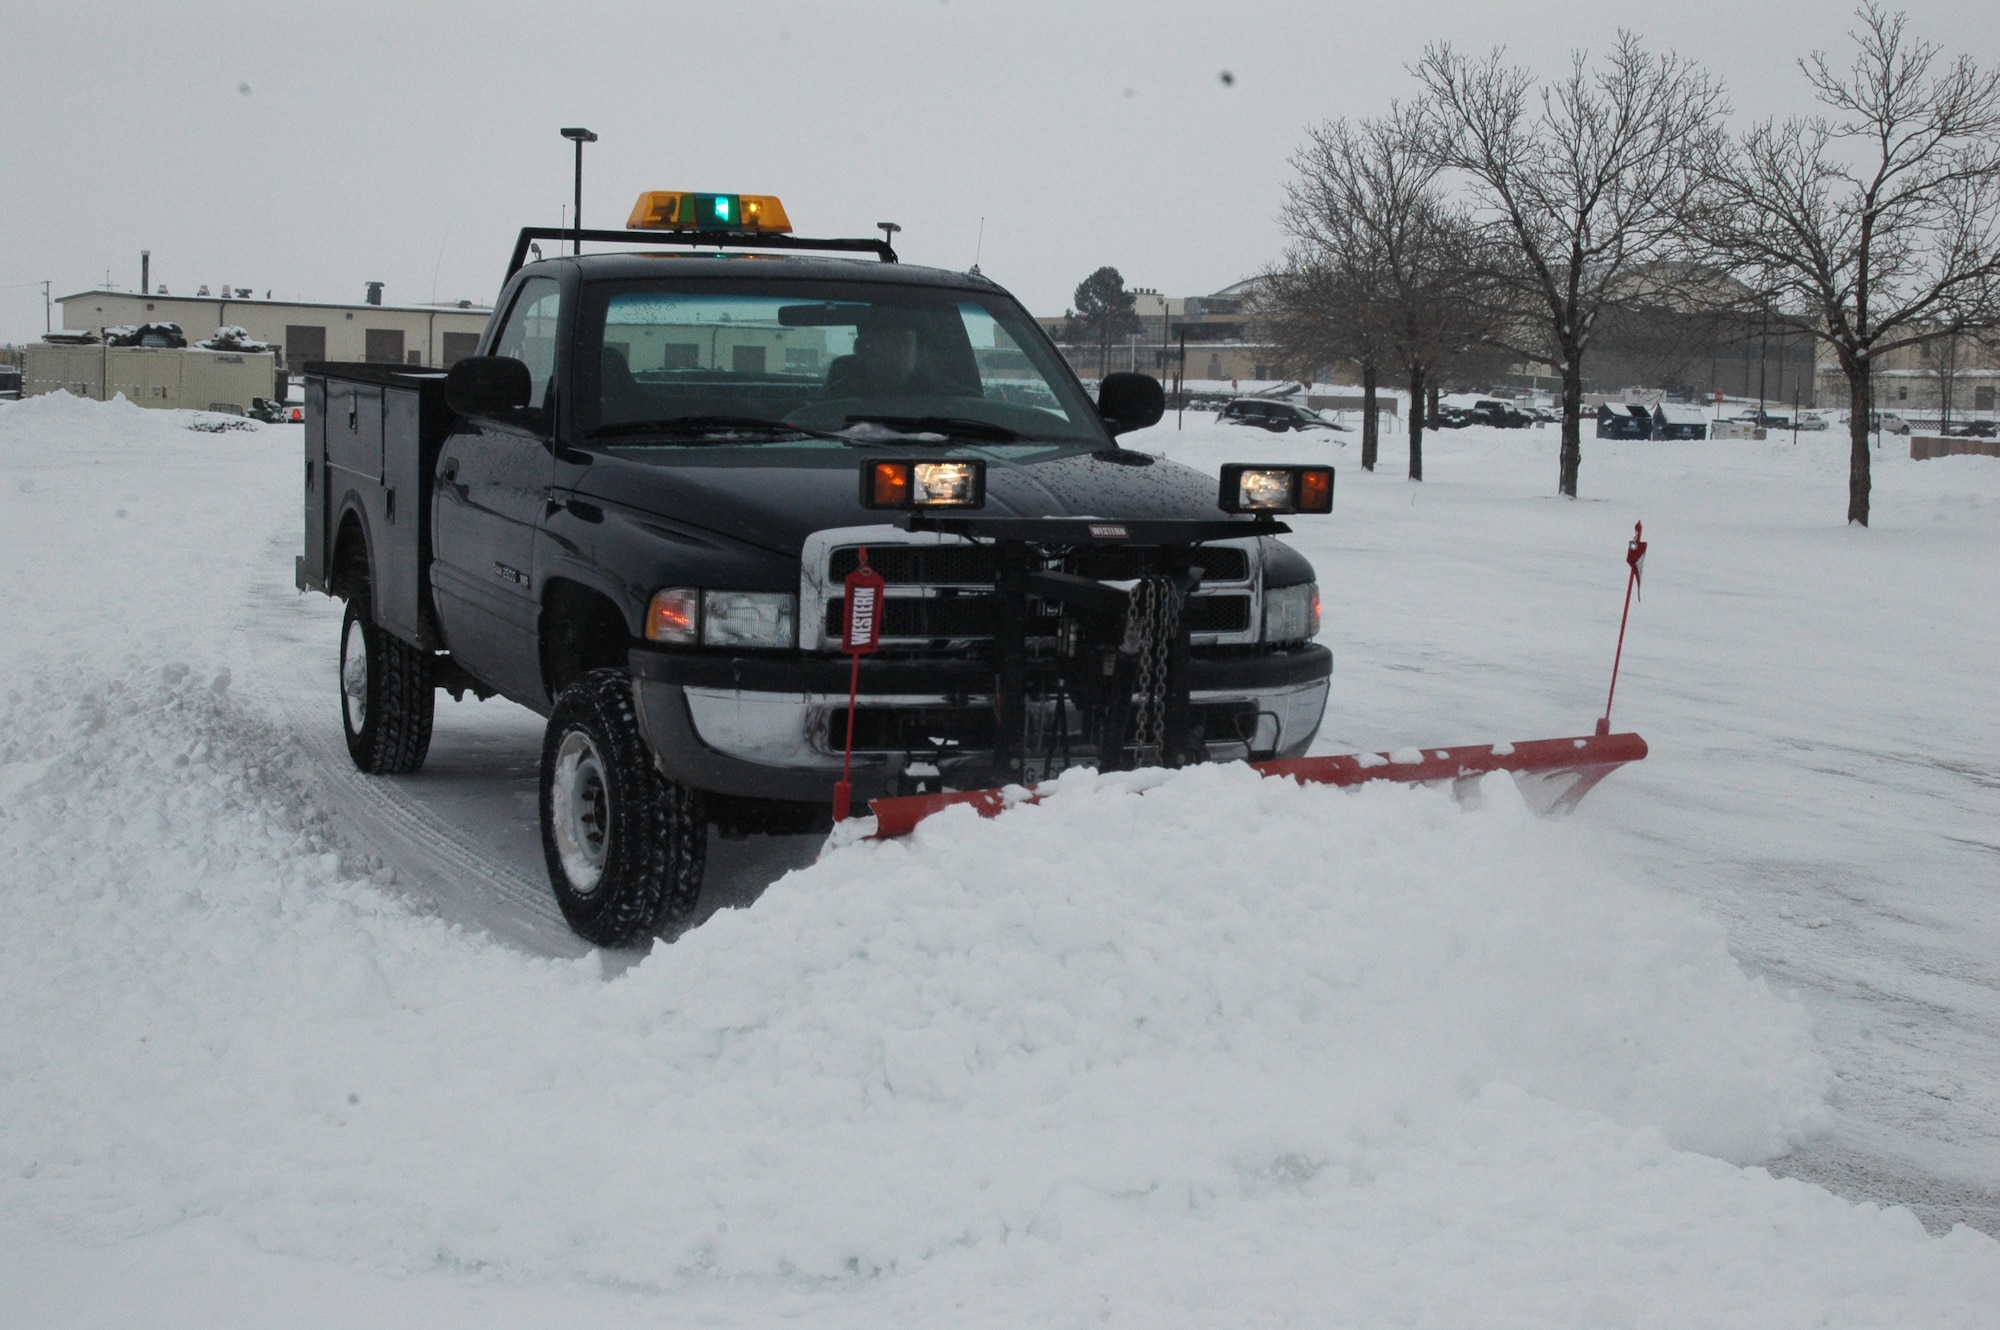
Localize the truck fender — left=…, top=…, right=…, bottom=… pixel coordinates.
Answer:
left=329, top=495, right=380, bottom=602
left=538, top=575, right=636, bottom=701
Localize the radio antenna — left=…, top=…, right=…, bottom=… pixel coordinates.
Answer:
left=970, top=216, right=985, bottom=275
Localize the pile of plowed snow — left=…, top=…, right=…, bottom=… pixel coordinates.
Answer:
left=0, top=656, right=1958, bottom=1309
left=2, top=395, right=1997, bottom=1325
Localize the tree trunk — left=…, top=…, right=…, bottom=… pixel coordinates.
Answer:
left=1361, top=360, right=1378, bottom=471
left=1427, top=382, right=1441, bottom=429
left=1408, top=364, right=1426, bottom=482
left=1847, top=363, right=1872, bottom=526
left=1559, top=360, right=1583, bottom=498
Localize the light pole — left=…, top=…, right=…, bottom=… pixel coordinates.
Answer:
left=560, top=127, right=597, bottom=255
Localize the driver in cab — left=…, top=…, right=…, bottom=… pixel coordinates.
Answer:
left=824, top=311, right=944, bottom=398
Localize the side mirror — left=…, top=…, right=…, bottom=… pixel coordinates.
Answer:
left=1097, top=372, right=1164, bottom=436
left=445, top=356, right=533, bottom=420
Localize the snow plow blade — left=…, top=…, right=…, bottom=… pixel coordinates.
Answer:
left=866, top=732, right=1648, bottom=838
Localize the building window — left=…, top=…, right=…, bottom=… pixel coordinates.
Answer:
left=1898, top=386, right=1907, bottom=400
left=364, top=328, right=406, bottom=364
left=285, top=325, right=327, bottom=370
left=1976, top=387, right=1995, bottom=412
left=439, top=331, right=480, bottom=367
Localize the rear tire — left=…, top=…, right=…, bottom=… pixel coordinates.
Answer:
left=539, top=669, right=706, bottom=947
left=339, top=591, right=435, bottom=774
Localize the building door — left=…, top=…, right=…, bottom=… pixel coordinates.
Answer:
left=364, top=328, right=405, bottom=363
left=431, top=277, right=560, bottom=709
left=285, top=324, right=326, bottom=371
left=440, top=331, right=480, bottom=367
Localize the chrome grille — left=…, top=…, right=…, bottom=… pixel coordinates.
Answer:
left=828, top=544, right=998, bottom=585
left=800, top=526, right=1264, bottom=651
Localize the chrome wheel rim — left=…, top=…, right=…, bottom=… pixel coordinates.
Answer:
left=551, top=729, right=610, bottom=895
left=341, top=615, right=369, bottom=733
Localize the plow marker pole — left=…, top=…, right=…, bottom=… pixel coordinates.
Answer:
left=866, top=732, right=1648, bottom=838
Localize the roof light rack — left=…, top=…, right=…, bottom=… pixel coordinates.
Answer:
left=506, top=225, right=898, bottom=276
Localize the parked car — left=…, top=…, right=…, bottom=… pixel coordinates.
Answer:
left=1467, top=399, right=1533, bottom=428
left=1945, top=419, right=1998, bottom=437
left=1220, top=399, right=1345, bottom=432
left=1869, top=412, right=1912, bottom=434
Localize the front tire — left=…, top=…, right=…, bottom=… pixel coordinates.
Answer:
left=539, top=669, right=706, bottom=946
left=340, top=592, right=435, bottom=774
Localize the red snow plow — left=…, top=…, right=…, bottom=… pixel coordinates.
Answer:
left=868, top=731, right=1649, bottom=835
left=835, top=456, right=1650, bottom=839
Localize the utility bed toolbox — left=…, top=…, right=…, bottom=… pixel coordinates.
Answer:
left=296, top=362, right=456, bottom=649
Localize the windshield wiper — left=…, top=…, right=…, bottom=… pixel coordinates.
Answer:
left=590, top=415, right=845, bottom=442
left=842, top=414, right=1024, bottom=442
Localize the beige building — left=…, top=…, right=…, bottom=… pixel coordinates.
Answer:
left=1040, top=278, right=1278, bottom=383
left=56, top=289, right=494, bottom=373
left=1815, top=336, right=2000, bottom=418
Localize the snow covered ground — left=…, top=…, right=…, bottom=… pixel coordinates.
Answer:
left=0, top=393, right=1995, bottom=1326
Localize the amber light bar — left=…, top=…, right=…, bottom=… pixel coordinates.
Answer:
left=626, top=191, right=792, bottom=234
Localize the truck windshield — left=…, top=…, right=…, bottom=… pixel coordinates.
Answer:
left=573, top=277, right=1108, bottom=445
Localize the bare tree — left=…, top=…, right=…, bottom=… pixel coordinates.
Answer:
left=1695, top=5, right=2000, bottom=524
left=1281, top=108, right=1496, bottom=481
left=1920, top=329, right=1964, bottom=431
left=1416, top=33, right=1726, bottom=496
left=1256, top=254, right=1389, bottom=468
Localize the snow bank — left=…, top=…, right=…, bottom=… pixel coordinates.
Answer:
left=2, top=396, right=1996, bottom=1323
left=2, top=658, right=1994, bottom=1320
left=0, top=388, right=182, bottom=444
left=0, top=388, right=269, bottom=447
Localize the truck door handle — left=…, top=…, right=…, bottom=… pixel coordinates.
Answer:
left=440, top=458, right=458, bottom=481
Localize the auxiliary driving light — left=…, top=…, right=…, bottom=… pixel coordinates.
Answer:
left=1217, top=463, right=1335, bottom=515
left=860, top=459, right=987, bottom=510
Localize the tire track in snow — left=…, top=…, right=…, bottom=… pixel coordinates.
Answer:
left=235, top=530, right=588, bottom=956
left=237, top=528, right=822, bottom=957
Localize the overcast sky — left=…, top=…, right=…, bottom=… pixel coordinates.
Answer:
left=1, top=1, right=1990, bottom=342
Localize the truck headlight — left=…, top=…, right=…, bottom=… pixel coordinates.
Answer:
left=1263, top=582, right=1319, bottom=643
left=701, top=590, right=797, bottom=649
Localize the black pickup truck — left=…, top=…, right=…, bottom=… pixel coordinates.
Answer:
left=298, top=215, right=1333, bottom=944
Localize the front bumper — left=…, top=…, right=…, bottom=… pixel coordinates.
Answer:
left=629, top=645, right=1332, bottom=804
